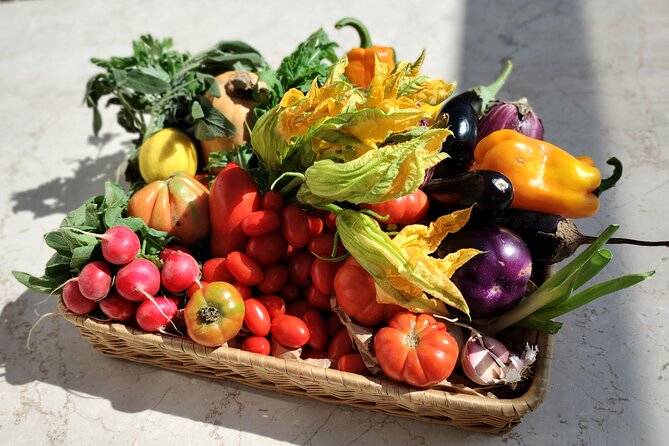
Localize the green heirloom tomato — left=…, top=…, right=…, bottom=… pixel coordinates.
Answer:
left=184, top=281, right=245, bottom=347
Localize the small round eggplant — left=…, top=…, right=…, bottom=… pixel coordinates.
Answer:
left=422, top=170, right=513, bottom=222
left=439, top=224, right=532, bottom=319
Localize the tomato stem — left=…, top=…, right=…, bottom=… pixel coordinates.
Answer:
left=198, top=306, right=220, bottom=324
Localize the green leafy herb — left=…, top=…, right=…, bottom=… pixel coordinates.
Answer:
left=13, top=181, right=173, bottom=294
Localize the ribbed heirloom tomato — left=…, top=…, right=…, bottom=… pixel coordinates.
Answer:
left=184, top=282, right=245, bottom=347
left=374, top=312, right=459, bottom=387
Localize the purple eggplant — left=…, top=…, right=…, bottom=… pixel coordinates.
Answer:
left=438, top=224, right=532, bottom=319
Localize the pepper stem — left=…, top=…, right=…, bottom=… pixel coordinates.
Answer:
left=594, top=157, right=623, bottom=196
left=474, top=60, right=513, bottom=116
left=335, top=17, right=373, bottom=48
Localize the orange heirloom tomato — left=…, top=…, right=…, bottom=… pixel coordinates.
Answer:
left=374, top=312, right=459, bottom=387
left=184, top=282, right=245, bottom=347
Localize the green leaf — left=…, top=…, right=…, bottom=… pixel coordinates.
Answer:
left=192, top=98, right=237, bottom=140
left=190, top=100, right=205, bottom=120
left=516, top=315, right=563, bottom=334
left=44, top=253, right=73, bottom=277
left=12, top=271, right=63, bottom=294
left=102, top=181, right=129, bottom=210
left=70, top=244, right=99, bottom=271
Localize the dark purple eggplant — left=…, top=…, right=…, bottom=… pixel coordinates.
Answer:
left=492, top=209, right=669, bottom=264
left=439, top=224, right=532, bottom=319
left=432, top=61, right=513, bottom=179
left=423, top=170, right=513, bottom=222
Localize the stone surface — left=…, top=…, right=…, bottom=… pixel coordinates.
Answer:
left=1, top=0, right=668, bottom=444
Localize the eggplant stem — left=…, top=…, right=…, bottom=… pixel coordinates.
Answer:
left=594, top=157, right=623, bottom=196
left=578, top=235, right=669, bottom=247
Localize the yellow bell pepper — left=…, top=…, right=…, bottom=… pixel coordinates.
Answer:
left=471, top=130, right=602, bottom=218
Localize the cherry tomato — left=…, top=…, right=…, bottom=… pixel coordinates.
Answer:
left=241, top=336, right=271, bottom=355
left=226, top=251, right=264, bottom=286
left=271, top=314, right=310, bottom=348
left=261, top=190, right=284, bottom=213
left=241, top=210, right=281, bottom=236
left=286, top=300, right=317, bottom=319
left=337, top=353, right=370, bottom=376
left=361, top=189, right=430, bottom=225
left=232, top=282, right=253, bottom=301
left=243, top=298, right=271, bottom=336
left=306, top=285, right=332, bottom=311
left=323, top=212, right=337, bottom=233
left=187, top=281, right=207, bottom=299
left=306, top=215, right=324, bottom=235
left=287, top=250, right=314, bottom=287
left=277, top=282, right=300, bottom=302
left=326, top=313, right=343, bottom=337
left=327, top=327, right=354, bottom=361
left=301, top=347, right=326, bottom=359
left=374, top=311, right=459, bottom=387
left=184, top=282, right=245, bottom=347
left=258, top=264, right=289, bottom=294
left=256, top=295, right=286, bottom=320
left=245, top=230, right=288, bottom=267
left=202, top=257, right=234, bottom=282
left=302, top=310, right=328, bottom=350
left=308, top=234, right=346, bottom=258
left=311, top=259, right=342, bottom=294
left=334, top=263, right=384, bottom=327
left=281, top=204, right=310, bottom=248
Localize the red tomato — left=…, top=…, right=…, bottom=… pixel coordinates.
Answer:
left=306, top=285, right=332, bottom=311
left=241, top=210, right=281, bottom=236
left=306, top=215, right=324, bottom=236
left=256, top=295, right=286, bottom=320
left=243, top=298, right=271, bottom=336
left=281, top=204, right=310, bottom=248
left=327, top=327, right=354, bottom=361
left=287, top=250, right=314, bottom=287
left=271, top=314, right=310, bottom=349
left=308, top=234, right=346, bottom=258
left=326, top=313, right=343, bottom=337
left=311, top=259, right=342, bottom=294
left=286, top=300, right=317, bottom=319
left=258, top=264, right=289, bottom=294
left=337, top=353, right=370, bottom=376
left=202, top=257, right=234, bottom=282
left=245, top=230, right=288, bottom=267
left=334, top=264, right=384, bottom=327
left=226, top=251, right=264, bottom=286
left=374, top=311, right=459, bottom=387
left=383, top=304, right=405, bottom=324
left=323, top=212, right=337, bottom=233
left=361, top=190, right=430, bottom=225
left=278, top=281, right=300, bottom=302
left=187, top=281, right=207, bottom=299
left=301, top=347, right=326, bottom=359
left=261, top=190, right=283, bottom=213
left=232, top=282, right=253, bottom=300
left=301, top=310, right=328, bottom=350
left=241, top=336, right=271, bottom=355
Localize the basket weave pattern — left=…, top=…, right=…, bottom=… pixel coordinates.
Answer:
left=59, top=299, right=553, bottom=434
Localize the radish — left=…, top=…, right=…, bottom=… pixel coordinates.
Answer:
left=101, top=226, right=141, bottom=265
left=99, top=291, right=139, bottom=321
left=135, top=297, right=178, bottom=332
left=115, top=258, right=160, bottom=302
left=161, top=251, right=200, bottom=292
left=159, top=243, right=192, bottom=263
left=62, top=279, right=98, bottom=315
left=78, top=261, right=112, bottom=300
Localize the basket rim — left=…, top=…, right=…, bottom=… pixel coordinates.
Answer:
left=58, top=297, right=553, bottom=418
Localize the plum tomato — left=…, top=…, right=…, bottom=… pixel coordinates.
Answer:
left=241, top=336, right=271, bottom=355
left=270, top=314, right=310, bottom=349
left=243, top=298, right=271, bottom=337
left=334, top=263, right=384, bottom=327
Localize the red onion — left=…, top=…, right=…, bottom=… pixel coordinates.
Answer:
left=477, top=98, right=544, bottom=141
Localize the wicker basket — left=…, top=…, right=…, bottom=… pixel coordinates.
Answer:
left=58, top=298, right=552, bottom=434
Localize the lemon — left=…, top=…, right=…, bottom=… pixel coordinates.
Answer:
left=138, top=128, right=198, bottom=183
